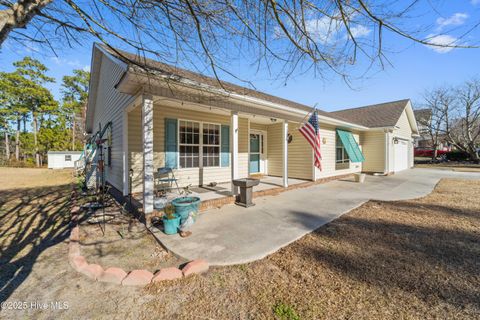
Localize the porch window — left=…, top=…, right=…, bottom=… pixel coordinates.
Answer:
left=202, top=123, right=220, bottom=167
left=179, top=120, right=200, bottom=168
left=335, top=133, right=350, bottom=170
left=178, top=120, right=220, bottom=168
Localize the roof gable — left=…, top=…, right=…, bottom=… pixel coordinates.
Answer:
left=330, top=99, right=411, bottom=128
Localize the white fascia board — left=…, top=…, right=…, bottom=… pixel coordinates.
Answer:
left=121, top=70, right=370, bottom=131
left=85, top=44, right=129, bottom=133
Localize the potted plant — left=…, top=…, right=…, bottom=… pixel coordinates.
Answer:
left=171, top=185, right=201, bottom=221
left=162, top=204, right=180, bottom=235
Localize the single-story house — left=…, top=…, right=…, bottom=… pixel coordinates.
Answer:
left=47, top=151, right=83, bottom=169
left=85, top=43, right=419, bottom=214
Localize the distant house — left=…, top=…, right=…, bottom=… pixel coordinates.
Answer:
left=47, top=151, right=82, bottom=169
left=84, top=43, right=419, bottom=214
left=413, top=109, right=451, bottom=151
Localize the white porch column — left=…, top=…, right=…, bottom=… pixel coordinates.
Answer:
left=142, top=94, right=154, bottom=216
left=122, top=109, right=129, bottom=196
left=231, top=111, right=239, bottom=194
left=282, top=120, right=288, bottom=188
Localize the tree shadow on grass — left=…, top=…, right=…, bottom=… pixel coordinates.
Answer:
left=0, top=184, right=74, bottom=303
left=286, top=201, right=480, bottom=312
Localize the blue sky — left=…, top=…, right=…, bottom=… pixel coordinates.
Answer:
left=1, top=1, right=479, bottom=112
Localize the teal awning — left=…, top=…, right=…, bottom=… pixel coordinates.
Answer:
left=336, top=129, right=365, bottom=163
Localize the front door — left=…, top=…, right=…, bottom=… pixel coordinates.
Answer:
left=249, top=131, right=266, bottom=174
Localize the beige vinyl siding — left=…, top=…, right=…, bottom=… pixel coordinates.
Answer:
left=264, top=121, right=313, bottom=180
left=314, top=125, right=362, bottom=179
left=91, top=56, right=133, bottom=191
left=287, top=122, right=313, bottom=180
left=266, top=123, right=283, bottom=177
left=361, top=131, right=386, bottom=173
left=394, top=110, right=413, bottom=138
left=128, top=105, right=249, bottom=191
left=250, top=123, right=268, bottom=131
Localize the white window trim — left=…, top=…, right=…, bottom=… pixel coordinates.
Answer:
left=335, top=134, right=350, bottom=164
left=249, top=129, right=268, bottom=174
left=177, top=119, right=222, bottom=170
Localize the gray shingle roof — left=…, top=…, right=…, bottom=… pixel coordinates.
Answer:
left=98, top=44, right=410, bottom=129
left=330, top=99, right=410, bottom=128
left=100, top=44, right=340, bottom=120
left=414, top=109, right=431, bottom=122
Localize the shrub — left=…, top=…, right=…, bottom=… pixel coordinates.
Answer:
left=445, top=151, right=470, bottom=161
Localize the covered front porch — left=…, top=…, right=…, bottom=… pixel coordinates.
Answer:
left=132, top=175, right=310, bottom=209
left=124, top=91, right=314, bottom=216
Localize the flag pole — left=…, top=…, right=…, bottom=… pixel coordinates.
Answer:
left=297, top=103, right=318, bottom=129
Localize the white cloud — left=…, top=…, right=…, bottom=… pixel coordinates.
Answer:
left=82, top=65, right=90, bottom=72
left=51, top=57, right=85, bottom=69
left=425, top=34, right=458, bottom=53
left=304, top=16, right=342, bottom=44
left=349, top=25, right=372, bottom=38
left=272, top=13, right=371, bottom=45
left=471, top=0, right=480, bottom=5
left=436, top=13, right=468, bottom=29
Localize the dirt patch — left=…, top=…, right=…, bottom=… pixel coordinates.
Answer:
left=78, top=194, right=185, bottom=272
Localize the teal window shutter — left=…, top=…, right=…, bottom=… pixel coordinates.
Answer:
left=221, top=125, right=230, bottom=167
left=165, top=118, right=178, bottom=168
left=336, top=129, right=365, bottom=163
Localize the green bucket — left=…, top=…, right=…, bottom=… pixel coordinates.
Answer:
left=162, top=215, right=180, bottom=235
left=171, top=196, right=201, bottom=222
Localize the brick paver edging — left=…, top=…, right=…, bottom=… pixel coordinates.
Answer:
left=68, top=189, right=209, bottom=286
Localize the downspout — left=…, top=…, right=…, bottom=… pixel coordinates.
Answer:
left=374, top=130, right=390, bottom=176
left=385, top=131, right=390, bottom=174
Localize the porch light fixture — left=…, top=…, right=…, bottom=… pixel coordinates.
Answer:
left=393, top=137, right=399, bottom=144
left=322, top=137, right=327, bottom=144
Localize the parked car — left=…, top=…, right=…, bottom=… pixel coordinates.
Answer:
left=414, top=148, right=449, bottom=158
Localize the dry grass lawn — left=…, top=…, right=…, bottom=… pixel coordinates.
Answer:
left=1, top=167, right=479, bottom=319
left=144, top=179, right=480, bottom=319
left=416, top=162, right=480, bottom=172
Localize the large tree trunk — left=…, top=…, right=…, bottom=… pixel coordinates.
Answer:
left=0, top=0, right=54, bottom=45
left=33, top=114, right=40, bottom=167
left=432, top=146, right=438, bottom=161
left=5, top=131, right=10, bottom=161
left=15, top=118, right=20, bottom=160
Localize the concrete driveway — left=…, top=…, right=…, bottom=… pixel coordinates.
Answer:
left=153, top=168, right=480, bottom=266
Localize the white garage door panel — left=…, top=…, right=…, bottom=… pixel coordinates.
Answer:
left=394, top=140, right=409, bottom=172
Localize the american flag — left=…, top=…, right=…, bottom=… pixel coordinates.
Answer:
left=299, top=110, right=322, bottom=169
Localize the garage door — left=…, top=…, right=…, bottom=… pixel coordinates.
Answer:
left=394, top=139, right=409, bottom=172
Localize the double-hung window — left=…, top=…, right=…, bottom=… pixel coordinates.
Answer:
left=179, top=120, right=220, bottom=168
left=179, top=120, right=200, bottom=168
left=202, top=123, right=220, bottom=167
left=335, top=133, right=350, bottom=170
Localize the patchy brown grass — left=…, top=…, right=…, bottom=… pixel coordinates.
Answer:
left=416, top=162, right=480, bottom=172
left=145, top=179, right=480, bottom=319
left=0, top=167, right=75, bottom=190
left=1, top=169, right=479, bottom=319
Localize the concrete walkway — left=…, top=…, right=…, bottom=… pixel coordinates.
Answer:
left=152, top=168, right=480, bottom=266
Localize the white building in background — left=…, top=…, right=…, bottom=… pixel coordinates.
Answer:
left=47, top=151, right=82, bottom=169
